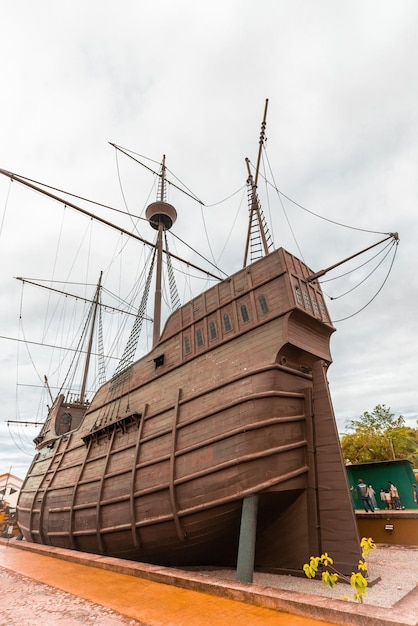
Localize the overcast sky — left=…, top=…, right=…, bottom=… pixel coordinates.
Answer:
left=1, top=0, right=417, bottom=479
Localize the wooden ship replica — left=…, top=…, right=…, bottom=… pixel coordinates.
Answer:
left=2, top=102, right=396, bottom=578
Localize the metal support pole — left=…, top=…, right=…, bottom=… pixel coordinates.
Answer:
left=236, top=494, right=258, bottom=583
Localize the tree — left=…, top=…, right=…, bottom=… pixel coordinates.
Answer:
left=341, top=404, right=418, bottom=466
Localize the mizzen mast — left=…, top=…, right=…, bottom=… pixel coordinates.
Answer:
left=79, top=271, right=103, bottom=404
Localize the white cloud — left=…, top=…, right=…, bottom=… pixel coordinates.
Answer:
left=0, top=0, right=417, bottom=478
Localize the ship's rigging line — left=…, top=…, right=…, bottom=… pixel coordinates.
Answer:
left=110, top=144, right=248, bottom=210
left=332, top=238, right=399, bottom=322
left=109, top=173, right=168, bottom=333
left=13, top=276, right=164, bottom=316
left=328, top=239, right=397, bottom=300
left=3, top=147, right=400, bottom=349
left=112, top=149, right=246, bottom=285
left=261, top=149, right=304, bottom=261
left=15, top=286, right=52, bottom=440
left=319, top=240, right=394, bottom=285
left=14, top=311, right=58, bottom=447
left=113, top=145, right=247, bottom=208
left=0, top=169, right=226, bottom=281
left=2, top=155, right=400, bottom=311
left=112, top=147, right=220, bottom=294
left=46, top=199, right=67, bottom=344
left=8, top=276, right=122, bottom=435
left=57, top=289, right=97, bottom=395
left=253, top=145, right=399, bottom=319
left=213, top=186, right=248, bottom=267
left=3, top=167, right=400, bottom=344
left=0, top=177, right=12, bottom=239
left=8, top=332, right=46, bottom=454
left=114, top=146, right=156, bottom=248
left=109, top=143, right=205, bottom=205
left=6, top=297, right=39, bottom=449
left=14, top=278, right=152, bottom=319
left=303, top=232, right=399, bottom=322
left=1, top=332, right=118, bottom=368
left=260, top=151, right=275, bottom=254
left=3, top=153, right=392, bottom=287
left=4, top=166, right=243, bottom=277
left=260, top=147, right=392, bottom=237
left=13, top=276, right=159, bottom=311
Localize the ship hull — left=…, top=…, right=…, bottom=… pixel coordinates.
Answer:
left=18, top=248, right=362, bottom=574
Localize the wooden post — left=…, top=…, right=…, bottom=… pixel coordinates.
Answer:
left=236, top=494, right=258, bottom=583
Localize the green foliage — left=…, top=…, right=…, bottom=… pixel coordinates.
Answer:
left=341, top=404, right=418, bottom=465
left=303, top=537, right=376, bottom=603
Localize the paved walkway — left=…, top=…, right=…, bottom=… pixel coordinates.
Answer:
left=0, top=540, right=338, bottom=626
left=1, top=539, right=416, bottom=626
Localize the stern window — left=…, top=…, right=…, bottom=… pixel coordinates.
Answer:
left=223, top=313, right=233, bottom=333
left=240, top=304, right=250, bottom=323
left=184, top=336, right=191, bottom=354
left=57, top=412, right=72, bottom=435
left=196, top=329, right=204, bottom=347
left=209, top=320, right=218, bottom=340
left=258, top=295, right=269, bottom=314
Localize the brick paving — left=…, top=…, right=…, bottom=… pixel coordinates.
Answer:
left=0, top=540, right=338, bottom=626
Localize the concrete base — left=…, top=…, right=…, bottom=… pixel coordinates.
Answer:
left=356, top=509, right=418, bottom=546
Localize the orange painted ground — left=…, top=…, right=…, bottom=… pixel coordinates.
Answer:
left=0, top=542, right=340, bottom=626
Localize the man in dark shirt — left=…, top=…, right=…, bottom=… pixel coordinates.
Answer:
left=356, top=479, right=375, bottom=512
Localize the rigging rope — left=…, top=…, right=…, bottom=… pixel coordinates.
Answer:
left=256, top=148, right=305, bottom=260
left=18, top=284, right=44, bottom=389
left=0, top=333, right=119, bottom=361
left=164, top=231, right=181, bottom=311
left=0, top=178, right=12, bottom=240
left=114, top=147, right=157, bottom=237
left=58, top=299, right=94, bottom=397
left=331, top=239, right=399, bottom=323
left=214, top=186, right=247, bottom=267
left=319, top=240, right=394, bottom=283
left=3, top=168, right=229, bottom=279
left=110, top=144, right=245, bottom=208
left=97, top=295, right=106, bottom=385
left=323, top=240, right=394, bottom=284
left=113, top=247, right=157, bottom=377
left=203, top=185, right=247, bottom=207
left=258, top=147, right=391, bottom=237
left=199, top=203, right=217, bottom=269
left=329, top=241, right=397, bottom=300
left=42, top=206, right=66, bottom=343
left=260, top=150, right=275, bottom=250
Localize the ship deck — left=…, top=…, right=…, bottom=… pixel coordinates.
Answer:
left=0, top=538, right=416, bottom=626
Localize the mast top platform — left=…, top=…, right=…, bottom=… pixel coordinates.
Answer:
left=146, top=201, right=177, bottom=230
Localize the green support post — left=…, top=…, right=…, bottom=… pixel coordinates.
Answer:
left=236, top=494, right=258, bottom=583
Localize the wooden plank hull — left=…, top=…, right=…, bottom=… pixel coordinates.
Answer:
left=17, top=248, right=362, bottom=574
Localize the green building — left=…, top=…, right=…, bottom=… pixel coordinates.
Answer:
left=346, top=459, right=418, bottom=510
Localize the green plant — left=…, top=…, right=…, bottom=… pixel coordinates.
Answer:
left=303, top=537, right=376, bottom=602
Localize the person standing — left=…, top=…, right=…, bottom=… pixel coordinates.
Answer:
left=388, top=481, right=401, bottom=509
left=356, top=479, right=375, bottom=512
left=368, top=484, right=378, bottom=510
left=380, top=488, right=391, bottom=509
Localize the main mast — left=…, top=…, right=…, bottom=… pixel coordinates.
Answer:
left=145, top=156, right=177, bottom=347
